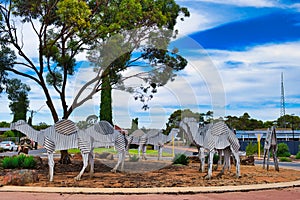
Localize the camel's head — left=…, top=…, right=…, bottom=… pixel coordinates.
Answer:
left=10, top=120, right=27, bottom=130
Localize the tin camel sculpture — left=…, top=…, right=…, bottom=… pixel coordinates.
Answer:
left=180, top=117, right=241, bottom=179
left=10, top=120, right=127, bottom=182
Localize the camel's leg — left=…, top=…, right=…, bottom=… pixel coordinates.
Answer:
left=218, top=148, right=232, bottom=177
left=88, top=151, right=94, bottom=178
left=226, top=148, right=231, bottom=172
left=263, top=149, right=267, bottom=169
left=267, top=149, right=270, bottom=171
left=199, top=147, right=205, bottom=172
left=138, top=145, right=141, bottom=158
left=142, top=145, right=147, bottom=160
left=111, top=151, right=124, bottom=172
left=217, top=149, right=230, bottom=178
left=158, top=146, right=163, bottom=160
left=48, top=153, right=54, bottom=182
left=120, top=151, right=126, bottom=171
left=272, top=147, right=279, bottom=172
left=214, top=149, right=222, bottom=171
left=75, top=153, right=89, bottom=181
left=232, top=151, right=241, bottom=178
left=205, top=151, right=214, bottom=180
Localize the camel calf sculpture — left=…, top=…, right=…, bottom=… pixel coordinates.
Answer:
left=10, top=120, right=127, bottom=182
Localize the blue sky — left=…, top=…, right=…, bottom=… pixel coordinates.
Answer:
left=1, top=0, right=300, bottom=128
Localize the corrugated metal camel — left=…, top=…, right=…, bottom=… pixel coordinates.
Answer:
left=180, top=117, right=241, bottom=179
left=127, top=128, right=179, bottom=160
left=10, top=120, right=127, bottom=182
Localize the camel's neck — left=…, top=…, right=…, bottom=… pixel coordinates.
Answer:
left=15, top=124, right=41, bottom=142
left=182, top=122, right=201, bottom=146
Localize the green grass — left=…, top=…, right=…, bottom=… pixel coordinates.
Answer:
left=64, top=148, right=172, bottom=157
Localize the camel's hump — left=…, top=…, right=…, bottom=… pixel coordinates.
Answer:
left=94, top=121, right=114, bottom=135
left=55, top=119, right=77, bottom=135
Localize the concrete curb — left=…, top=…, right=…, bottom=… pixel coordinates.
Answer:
left=1, top=180, right=300, bottom=194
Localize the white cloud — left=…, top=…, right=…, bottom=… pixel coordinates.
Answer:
left=203, top=41, right=300, bottom=119
left=174, top=7, right=216, bottom=35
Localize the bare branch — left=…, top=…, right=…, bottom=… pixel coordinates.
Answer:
left=5, top=67, right=41, bottom=85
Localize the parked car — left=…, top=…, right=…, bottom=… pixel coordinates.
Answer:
left=0, top=141, right=18, bottom=151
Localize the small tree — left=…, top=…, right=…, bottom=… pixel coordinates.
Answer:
left=6, top=79, right=30, bottom=122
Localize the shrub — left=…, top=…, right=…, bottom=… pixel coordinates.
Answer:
left=1, top=155, right=36, bottom=169
left=296, top=152, right=300, bottom=159
left=279, top=157, right=292, bottom=162
left=2, top=157, right=13, bottom=169
left=246, top=142, right=261, bottom=156
left=277, top=143, right=291, bottom=157
left=172, top=154, right=189, bottom=165
left=22, top=156, right=36, bottom=168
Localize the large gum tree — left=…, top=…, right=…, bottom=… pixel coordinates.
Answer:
left=0, top=0, right=189, bottom=162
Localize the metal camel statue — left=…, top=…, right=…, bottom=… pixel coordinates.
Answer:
left=10, top=120, right=127, bottom=182
left=263, top=126, right=279, bottom=171
left=127, top=128, right=179, bottom=160
left=126, top=129, right=147, bottom=159
left=180, top=117, right=241, bottom=179
left=141, top=128, right=179, bottom=160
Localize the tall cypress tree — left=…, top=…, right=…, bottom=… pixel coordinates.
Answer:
left=100, top=73, right=112, bottom=125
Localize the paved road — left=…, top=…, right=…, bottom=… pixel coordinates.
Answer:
left=255, top=159, right=300, bottom=170
left=0, top=187, right=300, bottom=200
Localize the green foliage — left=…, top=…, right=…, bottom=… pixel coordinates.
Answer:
left=99, top=74, right=112, bottom=124
left=172, top=153, right=189, bottom=165
left=22, top=156, right=36, bottom=168
left=205, top=154, right=220, bottom=164
left=277, top=143, right=291, bottom=157
left=1, top=0, right=190, bottom=123
left=2, top=155, right=36, bottom=169
left=246, top=141, right=263, bottom=156
left=277, top=114, right=300, bottom=129
left=56, top=0, right=91, bottom=31
left=129, top=118, right=139, bottom=134
left=225, top=113, right=264, bottom=130
left=6, top=78, right=30, bottom=122
left=3, top=130, right=15, bottom=137
left=295, top=152, right=300, bottom=159
left=2, top=157, right=18, bottom=169
left=129, top=154, right=139, bottom=162
left=0, top=121, right=10, bottom=127
left=279, top=157, right=292, bottom=162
